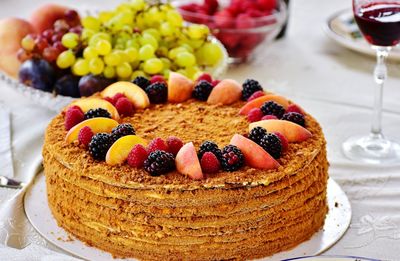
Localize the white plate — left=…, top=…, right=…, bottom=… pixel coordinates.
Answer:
left=323, top=9, right=400, bottom=61
left=283, top=255, right=380, bottom=261
left=24, top=166, right=352, bottom=261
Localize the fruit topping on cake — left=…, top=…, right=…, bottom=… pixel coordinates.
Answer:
left=239, top=94, right=289, bottom=115
left=176, top=142, right=203, bottom=180
left=110, top=123, right=136, bottom=143
left=144, top=150, right=176, bottom=176
left=247, top=108, right=264, bottom=123
left=132, top=76, right=151, bottom=90
left=281, top=112, right=305, bottom=127
left=242, top=79, right=263, bottom=101
left=101, top=81, right=150, bottom=109
left=78, top=126, right=94, bottom=147
left=286, top=104, right=305, bottom=114
left=166, top=136, right=184, bottom=156
left=221, top=145, right=244, bottom=172
left=260, top=101, right=286, bottom=119
left=259, top=133, right=283, bottom=159
left=69, top=98, right=120, bottom=120
left=230, top=134, right=279, bottom=169
left=106, top=135, right=147, bottom=166
left=247, top=90, right=265, bottom=102
left=207, top=79, right=242, bottom=105
left=65, top=117, right=119, bottom=143
left=145, top=82, right=168, bottom=104
left=249, top=120, right=312, bottom=142
left=127, top=144, right=148, bottom=168
left=64, top=106, right=84, bottom=131
left=84, top=108, right=111, bottom=120
left=192, top=80, right=213, bottom=101
left=198, top=141, right=223, bottom=161
left=200, top=152, right=221, bottom=174
left=167, top=72, right=194, bottom=103
left=89, top=133, right=113, bottom=161
left=147, top=138, right=169, bottom=154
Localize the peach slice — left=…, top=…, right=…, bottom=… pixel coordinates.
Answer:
left=105, top=135, right=147, bottom=166
left=249, top=120, right=312, bottom=142
left=175, top=142, right=203, bottom=180
left=101, top=81, right=150, bottom=109
left=65, top=117, right=118, bottom=143
left=168, top=72, right=194, bottom=103
left=207, top=79, right=242, bottom=105
left=69, top=98, right=120, bottom=120
left=230, top=134, right=280, bottom=169
left=239, top=94, right=290, bottom=115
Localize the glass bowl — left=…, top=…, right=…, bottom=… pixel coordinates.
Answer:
left=176, top=0, right=288, bottom=64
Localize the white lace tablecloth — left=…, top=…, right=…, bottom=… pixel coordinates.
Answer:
left=1, top=0, right=400, bottom=260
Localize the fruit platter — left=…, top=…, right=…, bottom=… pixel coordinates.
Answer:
left=0, top=0, right=228, bottom=111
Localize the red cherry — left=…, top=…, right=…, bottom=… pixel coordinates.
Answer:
left=214, top=10, right=234, bottom=28
left=53, top=41, right=67, bottom=52
left=42, top=29, right=54, bottom=42
left=236, top=14, right=256, bottom=29
left=69, top=26, right=82, bottom=35
left=35, top=37, right=49, bottom=53
left=43, top=47, right=60, bottom=62
left=257, top=0, right=277, bottom=11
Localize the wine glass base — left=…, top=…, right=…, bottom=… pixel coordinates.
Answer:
left=342, top=134, right=400, bottom=165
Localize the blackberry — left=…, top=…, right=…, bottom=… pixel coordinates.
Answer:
left=281, top=112, right=305, bottom=127
left=145, top=82, right=168, bottom=104
left=249, top=127, right=268, bottom=144
left=242, top=79, right=263, bottom=100
left=144, top=150, right=175, bottom=176
left=221, top=145, right=244, bottom=172
left=84, top=108, right=111, bottom=120
left=260, top=101, right=285, bottom=119
left=132, top=76, right=151, bottom=90
left=88, top=133, right=112, bottom=161
left=259, top=133, right=282, bottom=159
left=110, top=123, right=136, bottom=143
left=198, top=141, right=223, bottom=160
left=192, top=80, right=213, bottom=101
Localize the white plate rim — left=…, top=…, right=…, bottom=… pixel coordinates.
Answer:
left=282, top=255, right=381, bottom=261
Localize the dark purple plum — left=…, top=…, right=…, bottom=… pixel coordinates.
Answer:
left=18, top=58, right=56, bottom=92
left=78, top=74, right=115, bottom=97
left=54, top=74, right=81, bottom=98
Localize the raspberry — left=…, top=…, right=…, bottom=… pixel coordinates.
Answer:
left=150, top=75, right=166, bottom=84
left=196, top=73, right=212, bottom=83
left=200, top=152, right=221, bottom=174
left=132, top=76, right=150, bottom=90
left=286, top=104, right=303, bottom=115
left=211, top=80, right=220, bottom=87
left=112, top=93, right=126, bottom=105
left=78, top=126, right=94, bottom=147
left=147, top=138, right=168, bottom=154
left=84, top=108, right=111, bottom=120
left=127, top=144, right=148, bottom=168
left=247, top=90, right=265, bottom=102
left=144, top=150, right=175, bottom=176
left=110, top=123, right=136, bottom=143
left=64, top=106, right=84, bottom=130
left=145, top=82, right=168, bottom=104
left=103, top=97, right=114, bottom=104
left=259, top=133, right=282, bottom=159
left=221, top=145, right=244, bottom=172
left=166, top=136, right=184, bottom=156
left=88, top=133, right=112, bottom=161
left=198, top=141, right=222, bottom=160
left=192, top=80, right=213, bottom=101
left=261, top=115, right=278, bottom=120
left=260, top=101, right=285, bottom=118
left=249, top=126, right=267, bottom=144
left=247, top=108, right=263, bottom=122
left=115, top=97, right=134, bottom=116
left=281, top=112, right=305, bottom=127
left=242, top=79, right=263, bottom=100
left=274, top=132, right=288, bottom=152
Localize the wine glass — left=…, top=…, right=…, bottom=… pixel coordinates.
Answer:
left=342, top=0, right=400, bottom=164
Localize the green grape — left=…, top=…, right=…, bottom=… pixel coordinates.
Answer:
left=160, top=57, right=171, bottom=69
left=89, top=57, right=104, bottom=75
left=130, top=59, right=140, bottom=70
left=104, top=66, right=116, bottom=79
left=176, top=68, right=188, bottom=78
left=125, top=47, right=138, bottom=62
left=116, top=62, right=132, bottom=79
left=116, top=3, right=132, bottom=12
left=143, top=58, right=163, bottom=74
left=131, top=70, right=146, bottom=80
left=21, top=35, right=35, bottom=51
left=98, top=11, right=114, bottom=23
left=143, top=28, right=161, bottom=41
left=166, top=10, right=183, bottom=27
left=83, top=46, right=98, bottom=60
left=196, top=42, right=223, bottom=66
left=139, top=44, right=155, bottom=61
left=187, top=24, right=209, bottom=40
left=156, top=46, right=169, bottom=57
left=113, top=50, right=128, bottom=63
left=89, top=33, right=111, bottom=47
left=168, top=47, right=187, bottom=60
left=126, top=39, right=140, bottom=49
left=95, top=40, right=112, bottom=55
left=56, top=50, right=76, bottom=69
left=160, top=22, right=174, bottom=37
left=72, top=59, right=90, bottom=76
left=139, top=34, right=158, bottom=49
left=130, top=0, right=145, bottom=11
left=175, top=52, right=196, bottom=67
left=61, top=32, right=79, bottom=49
left=162, top=69, right=171, bottom=78
left=104, top=52, right=121, bottom=66
left=82, top=16, right=101, bottom=31
left=81, top=28, right=95, bottom=41
left=186, top=39, right=205, bottom=49
left=135, top=13, right=146, bottom=29
left=180, top=43, right=194, bottom=53
left=193, top=70, right=205, bottom=81
left=185, top=66, right=201, bottom=80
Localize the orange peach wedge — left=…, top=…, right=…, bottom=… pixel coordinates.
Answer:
left=168, top=72, right=194, bottom=103
left=207, top=79, right=242, bottom=105
left=175, top=142, right=203, bottom=180
left=239, top=94, right=290, bottom=115
left=69, top=98, right=120, bottom=120
left=249, top=120, right=312, bottom=143
left=105, top=135, right=147, bottom=166
left=230, top=134, right=280, bottom=169
left=65, top=117, right=118, bottom=143
left=101, top=81, right=150, bottom=109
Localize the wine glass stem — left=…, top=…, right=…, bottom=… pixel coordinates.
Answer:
left=371, top=46, right=391, bottom=137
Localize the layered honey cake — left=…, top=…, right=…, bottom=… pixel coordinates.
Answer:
left=43, top=73, right=329, bottom=260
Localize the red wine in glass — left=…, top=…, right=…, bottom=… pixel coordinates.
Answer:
left=354, top=2, right=400, bottom=46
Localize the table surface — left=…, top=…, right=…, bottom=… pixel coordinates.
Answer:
left=1, top=0, right=400, bottom=260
